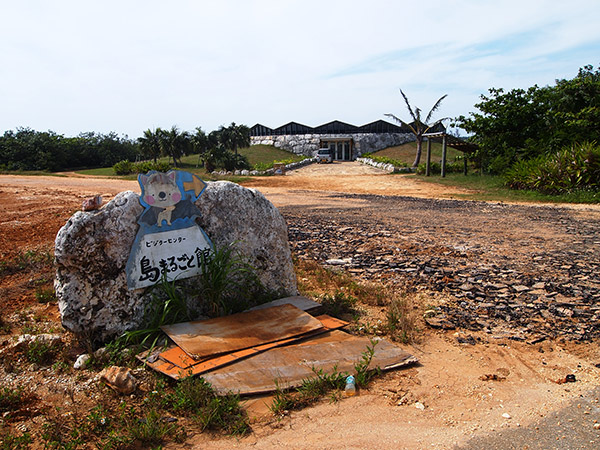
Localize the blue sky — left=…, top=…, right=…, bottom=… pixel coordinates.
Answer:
left=1, top=0, right=599, bottom=138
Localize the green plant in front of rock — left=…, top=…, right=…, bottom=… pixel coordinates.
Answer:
left=119, top=275, right=191, bottom=349
left=35, top=287, right=57, bottom=303
left=120, top=243, right=275, bottom=349
left=196, top=243, right=274, bottom=316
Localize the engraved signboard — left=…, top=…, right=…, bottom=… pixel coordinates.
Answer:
left=126, top=170, right=212, bottom=290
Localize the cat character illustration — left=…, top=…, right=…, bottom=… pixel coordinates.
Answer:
left=138, top=171, right=202, bottom=228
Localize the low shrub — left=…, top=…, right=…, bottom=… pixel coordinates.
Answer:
left=203, top=147, right=251, bottom=172
left=253, top=162, right=271, bottom=171
left=134, top=160, right=171, bottom=174
left=0, top=249, right=53, bottom=277
left=112, top=160, right=134, bottom=175
left=112, top=160, right=172, bottom=175
left=505, top=142, right=600, bottom=194
left=0, top=429, right=32, bottom=450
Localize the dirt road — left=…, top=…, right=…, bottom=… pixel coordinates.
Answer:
left=1, top=164, right=599, bottom=449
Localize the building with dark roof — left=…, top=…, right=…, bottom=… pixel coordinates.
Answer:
left=250, top=119, right=419, bottom=160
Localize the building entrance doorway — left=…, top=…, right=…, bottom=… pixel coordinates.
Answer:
left=321, top=139, right=353, bottom=161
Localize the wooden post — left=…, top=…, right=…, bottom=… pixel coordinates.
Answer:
left=425, top=138, right=432, bottom=176
left=441, top=134, right=447, bottom=178
left=463, top=153, right=468, bottom=175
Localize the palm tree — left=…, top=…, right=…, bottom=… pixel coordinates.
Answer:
left=192, top=127, right=209, bottom=167
left=158, top=126, right=190, bottom=167
left=227, top=122, right=250, bottom=155
left=137, top=128, right=161, bottom=163
left=386, top=89, right=448, bottom=167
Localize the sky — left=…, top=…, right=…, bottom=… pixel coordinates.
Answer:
left=1, top=0, right=599, bottom=139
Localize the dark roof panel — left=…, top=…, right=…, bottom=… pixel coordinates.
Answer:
left=251, top=119, right=416, bottom=136
left=250, top=124, right=274, bottom=136
left=273, top=122, right=314, bottom=135
left=359, top=120, right=409, bottom=133
left=314, top=120, right=359, bottom=134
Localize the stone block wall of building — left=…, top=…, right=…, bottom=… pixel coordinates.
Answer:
left=251, top=132, right=415, bottom=158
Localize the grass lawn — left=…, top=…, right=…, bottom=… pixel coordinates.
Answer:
left=416, top=172, right=600, bottom=204
left=238, top=144, right=305, bottom=166
left=74, top=145, right=302, bottom=179
left=373, top=141, right=462, bottom=165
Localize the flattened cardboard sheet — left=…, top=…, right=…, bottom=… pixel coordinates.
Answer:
left=141, top=315, right=348, bottom=380
left=201, top=330, right=417, bottom=395
left=161, top=304, right=324, bottom=359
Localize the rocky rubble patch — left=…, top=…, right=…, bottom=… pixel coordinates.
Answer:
left=280, top=194, right=600, bottom=342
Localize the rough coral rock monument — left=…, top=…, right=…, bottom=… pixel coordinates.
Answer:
left=55, top=172, right=298, bottom=346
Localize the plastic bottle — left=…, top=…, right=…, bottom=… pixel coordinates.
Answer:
left=344, top=375, right=356, bottom=397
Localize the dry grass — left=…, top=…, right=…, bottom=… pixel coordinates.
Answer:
left=294, top=257, right=420, bottom=343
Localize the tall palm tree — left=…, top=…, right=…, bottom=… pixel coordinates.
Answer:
left=158, top=126, right=190, bottom=167
left=192, top=127, right=209, bottom=167
left=137, top=128, right=161, bottom=163
left=386, top=89, right=448, bottom=167
left=227, top=122, right=250, bottom=155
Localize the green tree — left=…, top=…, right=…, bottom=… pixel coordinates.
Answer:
left=158, top=126, right=190, bottom=167
left=386, top=89, right=448, bottom=167
left=456, top=64, right=600, bottom=174
left=456, top=86, right=549, bottom=173
left=227, top=122, right=250, bottom=155
left=138, top=128, right=162, bottom=163
left=548, top=64, right=600, bottom=148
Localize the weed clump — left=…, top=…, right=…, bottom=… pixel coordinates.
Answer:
left=152, top=377, right=250, bottom=436
left=25, top=339, right=59, bottom=365
left=319, top=291, right=359, bottom=319
left=270, top=340, right=381, bottom=416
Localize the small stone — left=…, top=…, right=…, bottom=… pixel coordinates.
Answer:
left=593, top=423, right=600, bottom=430
left=82, top=195, right=103, bottom=211
left=74, top=354, right=91, bottom=369
left=100, top=366, right=136, bottom=395
left=325, top=259, right=349, bottom=265
left=415, top=402, right=425, bottom=411
left=502, top=413, right=511, bottom=419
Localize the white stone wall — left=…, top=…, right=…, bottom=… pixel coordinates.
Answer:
left=251, top=133, right=415, bottom=158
